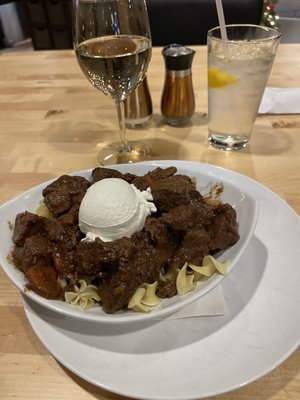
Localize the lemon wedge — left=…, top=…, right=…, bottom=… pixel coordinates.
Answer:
left=208, top=67, right=239, bottom=88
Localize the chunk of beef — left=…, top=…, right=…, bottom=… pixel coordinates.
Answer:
left=12, top=235, right=53, bottom=274
left=76, top=238, right=120, bottom=276
left=131, top=166, right=177, bottom=191
left=57, top=210, right=78, bottom=226
left=161, top=203, right=214, bottom=233
left=25, top=265, right=62, bottom=299
left=58, top=213, right=82, bottom=245
left=42, top=175, right=89, bottom=217
left=122, top=172, right=138, bottom=183
left=148, top=166, right=177, bottom=181
left=144, top=217, right=173, bottom=246
left=208, top=204, right=240, bottom=251
left=52, top=242, right=76, bottom=277
left=13, top=211, right=64, bottom=246
left=12, top=211, right=81, bottom=277
left=99, top=235, right=168, bottom=313
left=51, top=212, right=82, bottom=276
left=91, top=167, right=124, bottom=183
left=57, top=204, right=83, bottom=245
left=189, top=189, right=206, bottom=205
left=151, top=175, right=196, bottom=213
left=157, top=279, right=177, bottom=299
left=168, top=229, right=211, bottom=269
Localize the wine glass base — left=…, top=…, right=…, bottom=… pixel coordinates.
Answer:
left=98, top=141, right=150, bottom=165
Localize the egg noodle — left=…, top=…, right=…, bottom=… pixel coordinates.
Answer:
left=63, top=279, right=101, bottom=310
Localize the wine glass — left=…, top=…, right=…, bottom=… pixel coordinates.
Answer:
left=72, top=0, right=152, bottom=165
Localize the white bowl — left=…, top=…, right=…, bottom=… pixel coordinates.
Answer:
left=0, top=161, right=259, bottom=324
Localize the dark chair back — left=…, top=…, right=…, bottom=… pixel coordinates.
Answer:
left=147, top=0, right=264, bottom=46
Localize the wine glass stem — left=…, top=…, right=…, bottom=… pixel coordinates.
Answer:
left=115, top=100, right=132, bottom=153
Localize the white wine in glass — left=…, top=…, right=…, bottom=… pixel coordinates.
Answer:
left=73, top=0, right=152, bottom=164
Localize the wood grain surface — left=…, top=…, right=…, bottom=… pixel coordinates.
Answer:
left=0, top=44, right=299, bottom=400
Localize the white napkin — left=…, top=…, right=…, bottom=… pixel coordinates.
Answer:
left=160, top=285, right=226, bottom=320
left=258, top=87, right=300, bottom=114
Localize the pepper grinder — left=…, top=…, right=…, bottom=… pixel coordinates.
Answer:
left=161, top=44, right=195, bottom=126
left=124, top=76, right=152, bottom=129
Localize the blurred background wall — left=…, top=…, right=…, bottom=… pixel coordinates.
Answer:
left=0, top=0, right=299, bottom=51
left=0, top=1, right=29, bottom=49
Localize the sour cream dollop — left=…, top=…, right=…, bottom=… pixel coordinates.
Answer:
left=78, top=178, right=157, bottom=242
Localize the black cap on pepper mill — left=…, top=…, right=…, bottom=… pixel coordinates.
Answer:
left=161, top=44, right=196, bottom=126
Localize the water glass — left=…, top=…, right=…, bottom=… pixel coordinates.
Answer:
left=207, top=24, right=281, bottom=150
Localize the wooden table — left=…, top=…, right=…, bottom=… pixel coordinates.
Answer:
left=0, top=45, right=299, bottom=400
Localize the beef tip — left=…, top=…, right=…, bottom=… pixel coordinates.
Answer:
left=57, top=204, right=83, bottom=245
left=52, top=220, right=83, bottom=277
left=91, top=168, right=138, bottom=185
left=99, top=236, right=166, bottom=313
left=13, top=212, right=41, bottom=245
left=161, top=203, right=214, bottom=233
left=42, top=175, right=89, bottom=217
left=52, top=217, right=83, bottom=277
left=13, top=211, right=64, bottom=246
left=57, top=213, right=76, bottom=225
left=169, top=229, right=211, bottom=269
left=151, top=175, right=196, bottom=213
left=122, top=172, right=138, bottom=183
left=129, top=176, right=151, bottom=191
left=57, top=211, right=77, bottom=226
left=57, top=206, right=83, bottom=247
left=146, top=166, right=178, bottom=185
left=12, top=235, right=53, bottom=274
left=144, top=217, right=173, bottom=246
left=52, top=242, right=75, bottom=277
left=189, top=189, right=205, bottom=205
left=25, top=265, right=62, bottom=299
left=76, top=238, right=121, bottom=276
left=52, top=251, right=74, bottom=277
left=209, top=204, right=240, bottom=251
left=157, top=279, right=177, bottom=299
left=91, top=167, right=124, bottom=183
left=12, top=211, right=81, bottom=277
left=131, top=166, right=177, bottom=191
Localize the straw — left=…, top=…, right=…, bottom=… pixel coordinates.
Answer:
left=214, top=0, right=241, bottom=135
left=215, top=0, right=227, bottom=41
left=215, top=0, right=229, bottom=57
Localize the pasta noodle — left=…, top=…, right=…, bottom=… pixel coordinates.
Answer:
left=204, top=255, right=230, bottom=275
left=175, top=256, right=230, bottom=296
left=140, top=282, right=161, bottom=307
left=128, top=282, right=161, bottom=312
left=35, top=202, right=53, bottom=219
left=127, top=287, right=152, bottom=312
left=65, top=279, right=100, bottom=310
left=176, top=263, right=195, bottom=295
left=189, top=255, right=230, bottom=281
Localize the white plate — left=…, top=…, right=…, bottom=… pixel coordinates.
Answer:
left=21, top=166, right=300, bottom=400
left=0, top=161, right=258, bottom=323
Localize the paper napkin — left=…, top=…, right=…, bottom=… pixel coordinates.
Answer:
left=162, top=285, right=226, bottom=320
left=258, top=87, right=300, bottom=114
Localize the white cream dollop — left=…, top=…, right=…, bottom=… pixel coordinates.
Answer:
left=78, top=178, right=156, bottom=242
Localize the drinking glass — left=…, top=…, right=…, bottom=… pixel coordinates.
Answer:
left=73, top=0, right=152, bottom=164
left=207, top=24, right=281, bottom=150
